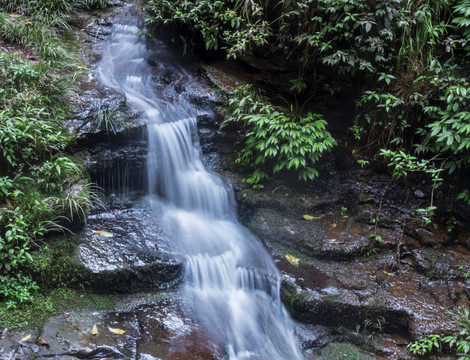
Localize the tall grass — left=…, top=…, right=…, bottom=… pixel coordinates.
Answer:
left=0, top=0, right=109, bottom=305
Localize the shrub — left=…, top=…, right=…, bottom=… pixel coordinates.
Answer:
left=223, top=85, right=336, bottom=187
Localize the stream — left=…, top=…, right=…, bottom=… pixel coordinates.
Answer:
left=97, top=2, right=303, bottom=359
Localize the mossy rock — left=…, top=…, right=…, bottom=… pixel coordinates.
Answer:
left=322, top=342, right=374, bottom=360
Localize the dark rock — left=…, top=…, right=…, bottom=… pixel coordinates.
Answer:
left=82, top=141, right=148, bottom=195
left=247, top=208, right=369, bottom=260
left=186, top=89, right=218, bottom=110
left=174, top=84, right=185, bottom=94
left=281, top=280, right=410, bottom=336
left=145, top=58, right=157, bottom=67
left=78, top=203, right=183, bottom=293
left=67, top=81, right=144, bottom=147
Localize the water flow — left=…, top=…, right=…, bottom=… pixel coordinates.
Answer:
left=98, top=4, right=303, bottom=359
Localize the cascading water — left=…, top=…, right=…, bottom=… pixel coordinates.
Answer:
left=98, top=3, right=304, bottom=359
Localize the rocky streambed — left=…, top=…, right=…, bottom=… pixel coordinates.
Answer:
left=1, top=1, right=470, bottom=360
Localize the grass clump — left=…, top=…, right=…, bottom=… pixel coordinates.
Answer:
left=0, top=0, right=107, bottom=310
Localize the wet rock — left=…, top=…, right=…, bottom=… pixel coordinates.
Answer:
left=36, top=311, right=137, bottom=359
left=78, top=203, right=183, bottom=293
left=414, top=189, right=425, bottom=198
left=83, top=141, right=148, bottom=195
left=200, top=62, right=251, bottom=95
left=186, top=89, right=219, bottom=110
left=247, top=208, right=370, bottom=260
left=145, top=58, right=158, bottom=67
left=152, top=70, right=178, bottom=85
left=0, top=330, right=41, bottom=360
left=294, top=323, right=338, bottom=351
left=67, top=80, right=144, bottom=146
left=281, top=279, right=410, bottom=335
left=409, top=226, right=451, bottom=247
left=136, top=296, right=227, bottom=359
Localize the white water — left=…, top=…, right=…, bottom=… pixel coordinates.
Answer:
left=98, top=4, right=303, bottom=359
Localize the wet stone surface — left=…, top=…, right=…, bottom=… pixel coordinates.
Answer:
left=0, top=293, right=227, bottom=360
left=78, top=202, right=183, bottom=293
left=136, top=297, right=227, bottom=360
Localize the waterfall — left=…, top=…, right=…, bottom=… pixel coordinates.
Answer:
left=97, top=3, right=303, bottom=359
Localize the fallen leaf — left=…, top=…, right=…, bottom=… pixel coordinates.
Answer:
left=370, top=275, right=376, bottom=279
left=285, top=254, right=299, bottom=267
left=20, top=334, right=31, bottom=342
left=331, top=222, right=337, bottom=228
left=35, top=336, right=49, bottom=347
left=303, top=214, right=323, bottom=221
left=329, top=239, right=336, bottom=242
left=108, top=326, right=126, bottom=334
left=91, top=230, right=113, bottom=237
left=92, top=324, right=98, bottom=336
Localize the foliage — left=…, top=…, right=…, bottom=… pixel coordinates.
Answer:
left=0, top=274, right=39, bottom=309
left=0, top=288, right=122, bottom=330
left=95, top=107, right=126, bottom=135
left=223, top=85, right=336, bottom=187
left=0, top=1, right=101, bottom=307
left=443, top=307, right=470, bottom=360
left=144, top=0, right=270, bottom=55
left=407, top=334, right=442, bottom=355
left=144, top=0, right=470, bottom=218
left=407, top=307, right=470, bottom=359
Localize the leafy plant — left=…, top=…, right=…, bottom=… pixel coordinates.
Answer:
left=408, top=307, right=470, bottom=359
left=0, top=1, right=97, bottom=307
left=223, top=85, right=336, bottom=187
left=0, top=274, right=39, bottom=309
left=407, top=334, right=441, bottom=356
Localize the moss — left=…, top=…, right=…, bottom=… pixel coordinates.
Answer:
left=322, top=342, right=374, bottom=360
left=280, top=280, right=299, bottom=313
left=24, top=235, right=89, bottom=292
left=0, top=288, right=124, bottom=331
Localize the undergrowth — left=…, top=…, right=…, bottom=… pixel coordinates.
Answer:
left=144, top=0, right=470, bottom=221
left=222, top=85, right=336, bottom=188
left=0, top=0, right=107, bottom=309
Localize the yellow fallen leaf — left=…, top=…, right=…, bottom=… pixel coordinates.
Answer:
left=285, top=254, right=299, bottom=267
left=20, top=335, right=31, bottom=342
left=331, top=222, right=337, bottom=228
left=91, top=230, right=113, bottom=237
left=329, top=239, right=336, bottom=242
left=108, top=326, right=126, bottom=334
left=303, top=214, right=323, bottom=221
left=92, top=324, right=98, bottom=336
